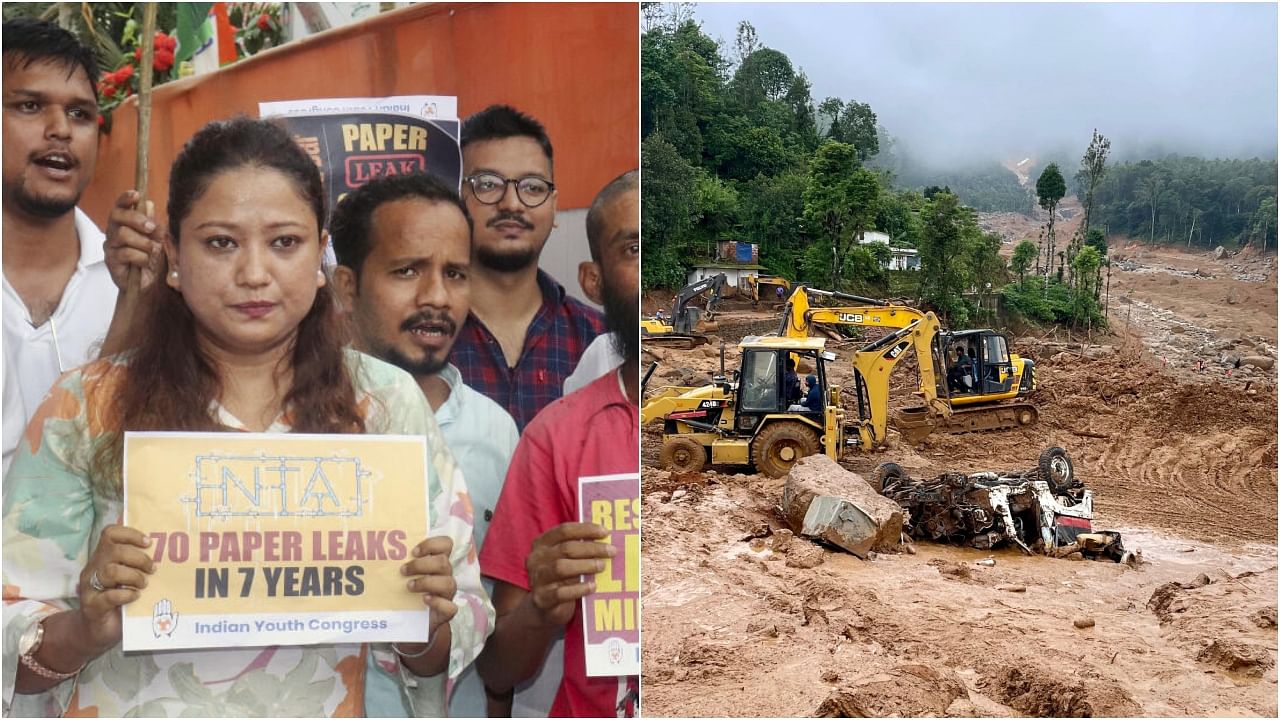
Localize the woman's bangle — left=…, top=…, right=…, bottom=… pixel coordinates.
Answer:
left=391, top=633, right=439, bottom=660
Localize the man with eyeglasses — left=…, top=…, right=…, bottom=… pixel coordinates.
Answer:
left=449, top=105, right=606, bottom=433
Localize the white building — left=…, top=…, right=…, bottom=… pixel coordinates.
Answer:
left=687, top=263, right=764, bottom=291
left=854, top=231, right=920, bottom=271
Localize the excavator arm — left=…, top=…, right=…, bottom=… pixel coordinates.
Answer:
left=846, top=314, right=949, bottom=447
left=670, top=273, right=727, bottom=334
left=778, top=286, right=926, bottom=338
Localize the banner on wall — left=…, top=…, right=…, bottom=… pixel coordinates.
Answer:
left=259, top=96, right=462, bottom=228
left=578, top=473, right=640, bottom=677
left=121, top=432, right=431, bottom=652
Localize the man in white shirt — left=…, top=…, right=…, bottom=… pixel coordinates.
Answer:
left=2, top=19, right=163, bottom=476
left=2, top=21, right=130, bottom=474
left=329, top=172, right=522, bottom=718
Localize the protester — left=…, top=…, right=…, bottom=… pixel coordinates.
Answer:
left=450, top=105, right=605, bottom=431
left=477, top=170, right=639, bottom=717
left=329, top=173, right=518, bottom=718
left=1, top=117, right=490, bottom=717
left=1, top=19, right=162, bottom=475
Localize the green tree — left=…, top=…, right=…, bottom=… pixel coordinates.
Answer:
left=1135, top=170, right=1168, bottom=245
left=1069, top=245, right=1104, bottom=327
left=802, top=142, right=881, bottom=289
left=1078, top=129, right=1111, bottom=239
left=1083, top=228, right=1107, bottom=256
left=837, top=101, right=879, bottom=162
left=917, top=192, right=972, bottom=325
left=1011, top=239, right=1038, bottom=283
left=732, top=47, right=794, bottom=108
left=641, top=134, right=699, bottom=289
left=1035, top=163, right=1066, bottom=276
left=1250, top=196, right=1277, bottom=251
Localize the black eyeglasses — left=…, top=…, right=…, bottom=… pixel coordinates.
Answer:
left=464, top=173, right=555, bottom=208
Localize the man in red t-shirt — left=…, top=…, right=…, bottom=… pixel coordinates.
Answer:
left=477, top=170, right=639, bottom=717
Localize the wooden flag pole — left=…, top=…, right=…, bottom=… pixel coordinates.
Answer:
left=125, top=3, right=157, bottom=305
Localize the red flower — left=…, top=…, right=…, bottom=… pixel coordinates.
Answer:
left=101, top=82, right=117, bottom=99
left=154, top=32, right=177, bottom=51
left=256, top=13, right=271, bottom=31
left=114, top=64, right=135, bottom=82
left=153, top=49, right=175, bottom=73
left=97, top=115, right=105, bottom=128
left=134, top=47, right=143, bottom=62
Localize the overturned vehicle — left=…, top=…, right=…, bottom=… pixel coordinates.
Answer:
left=872, top=448, right=1132, bottom=563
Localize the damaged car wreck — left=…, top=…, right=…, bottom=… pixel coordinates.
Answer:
left=872, top=448, right=1135, bottom=563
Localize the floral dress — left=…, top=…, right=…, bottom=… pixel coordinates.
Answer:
left=2, top=349, right=494, bottom=717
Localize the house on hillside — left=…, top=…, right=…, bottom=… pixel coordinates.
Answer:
left=687, top=240, right=765, bottom=291
left=853, top=231, right=921, bottom=271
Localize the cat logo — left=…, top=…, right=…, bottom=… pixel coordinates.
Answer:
left=883, top=340, right=909, bottom=361
left=838, top=313, right=865, bottom=323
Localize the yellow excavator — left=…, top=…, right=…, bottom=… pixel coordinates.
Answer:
left=641, top=273, right=727, bottom=349
left=642, top=286, right=1040, bottom=475
left=778, top=286, right=1038, bottom=441
left=745, top=275, right=792, bottom=304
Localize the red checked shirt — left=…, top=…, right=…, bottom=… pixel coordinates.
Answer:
left=450, top=270, right=605, bottom=431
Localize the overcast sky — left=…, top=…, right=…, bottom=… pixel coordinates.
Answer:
left=691, top=2, right=1278, bottom=169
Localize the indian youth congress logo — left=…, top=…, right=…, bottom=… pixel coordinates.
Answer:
left=607, top=638, right=625, bottom=666
left=152, top=599, right=178, bottom=639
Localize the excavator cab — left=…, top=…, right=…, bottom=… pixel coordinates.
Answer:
left=942, top=330, right=1020, bottom=399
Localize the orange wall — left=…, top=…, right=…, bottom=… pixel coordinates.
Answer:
left=82, top=2, right=638, bottom=228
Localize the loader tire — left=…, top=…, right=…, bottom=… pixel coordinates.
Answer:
left=872, top=462, right=910, bottom=494
left=752, top=422, right=819, bottom=478
left=1038, top=446, right=1074, bottom=494
left=660, top=436, right=706, bottom=473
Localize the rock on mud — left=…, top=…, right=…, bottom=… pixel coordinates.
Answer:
left=815, top=664, right=966, bottom=717
left=1196, top=639, right=1275, bottom=677
left=987, top=665, right=1141, bottom=717
left=1251, top=606, right=1277, bottom=629
left=1239, top=356, right=1275, bottom=371
left=782, top=455, right=903, bottom=559
left=1147, top=573, right=1212, bottom=623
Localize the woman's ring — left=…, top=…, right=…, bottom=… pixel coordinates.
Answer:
left=89, top=570, right=106, bottom=592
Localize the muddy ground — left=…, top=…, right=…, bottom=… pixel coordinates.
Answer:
left=641, top=233, right=1278, bottom=716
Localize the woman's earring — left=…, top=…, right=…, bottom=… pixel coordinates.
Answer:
left=170, top=270, right=179, bottom=281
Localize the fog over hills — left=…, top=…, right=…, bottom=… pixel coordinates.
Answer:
left=693, top=2, right=1278, bottom=169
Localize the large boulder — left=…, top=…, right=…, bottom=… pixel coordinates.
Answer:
left=781, top=455, right=903, bottom=559
left=1239, top=356, right=1275, bottom=371
left=1214, top=245, right=1228, bottom=260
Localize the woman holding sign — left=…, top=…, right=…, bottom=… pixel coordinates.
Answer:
left=2, top=117, right=492, bottom=717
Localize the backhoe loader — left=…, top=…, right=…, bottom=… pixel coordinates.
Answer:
left=643, top=336, right=847, bottom=477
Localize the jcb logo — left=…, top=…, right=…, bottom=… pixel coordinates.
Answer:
left=838, top=313, right=864, bottom=323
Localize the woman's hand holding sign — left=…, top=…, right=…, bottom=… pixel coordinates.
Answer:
left=395, top=535, right=457, bottom=676
left=14, top=525, right=156, bottom=694
left=77, top=525, right=156, bottom=653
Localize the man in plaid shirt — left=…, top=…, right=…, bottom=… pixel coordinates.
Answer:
left=449, top=105, right=605, bottom=431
